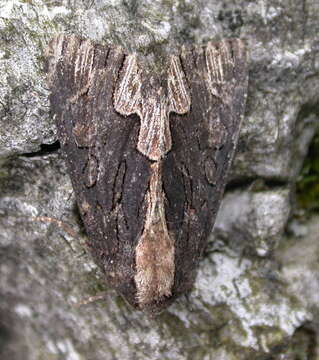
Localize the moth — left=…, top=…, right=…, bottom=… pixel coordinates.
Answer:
left=47, top=34, right=248, bottom=312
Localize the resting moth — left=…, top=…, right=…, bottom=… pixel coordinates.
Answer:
left=46, top=34, right=248, bottom=312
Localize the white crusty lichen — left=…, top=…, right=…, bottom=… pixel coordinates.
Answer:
left=192, top=249, right=310, bottom=352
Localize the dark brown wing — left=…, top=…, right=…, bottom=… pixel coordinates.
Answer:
left=162, top=39, right=248, bottom=298
left=47, top=34, right=151, bottom=306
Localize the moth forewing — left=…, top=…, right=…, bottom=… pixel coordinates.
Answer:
left=48, top=34, right=248, bottom=312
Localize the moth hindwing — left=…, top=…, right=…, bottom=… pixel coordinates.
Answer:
left=47, top=34, right=248, bottom=312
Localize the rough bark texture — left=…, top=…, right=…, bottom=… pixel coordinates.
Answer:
left=1, top=0, right=319, bottom=359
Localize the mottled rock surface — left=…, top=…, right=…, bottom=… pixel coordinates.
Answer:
left=0, top=0, right=319, bottom=359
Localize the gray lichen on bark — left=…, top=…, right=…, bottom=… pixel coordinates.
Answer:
left=1, top=0, right=319, bottom=359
